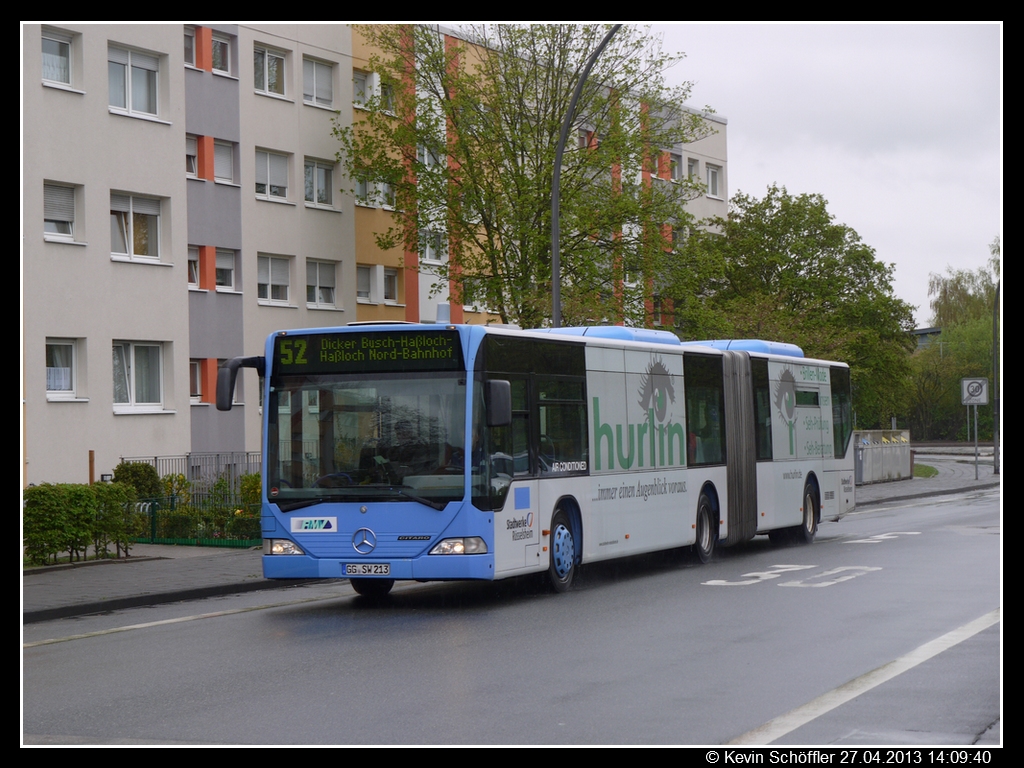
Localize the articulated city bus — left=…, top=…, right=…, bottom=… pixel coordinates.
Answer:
left=217, top=322, right=854, bottom=597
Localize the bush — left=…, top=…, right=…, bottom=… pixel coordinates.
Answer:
left=113, top=461, right=162, bottom=499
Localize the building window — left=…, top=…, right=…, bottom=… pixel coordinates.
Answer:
left=254, top=45, right=285, bottom=96
left=110, top=193, right=160, bottom=259
left=188, top=246, right=200, bottom=287
left=42, top=30, right=71, bottom=85
left=113, top=341, right=163, bottom=409
left=258, top=255, right=290, bottom=303
left=216, top=249, right=236, bottom=290
left=380, top=82, right=395, bottom=112
left=46, top=339, right=76, bottom=397
left=212, top=35, right=231, bottom=74
left=687, top=158, right=698, bottom=180
left=304, top=159, right=333, bottom=207
left=215, top=141, right=234, bottom=183
left=384, top=268, right=398, bottom=303
left=186, top=135, right=198, bottom=176
left=303, top=58, right=333, bottom=107
left=380, top=181, right=395, bottom=209
left=419, top=230, right=446, bottom=263
left=108, top=46, right=158, bottom=117
left=353, top=71, right=368, bottom=107
left=44, top=183, right=75, bottom=240
left=306, top=260, right=336, bottom=308
left=356, top=265, right=371, bottom=301
left=184, top=27, right=195, bottom=67
left=354, top=178, right=370, bottom=204
left=669, top=153, right=683, bottom=182
left=707, top=164, right=721, bottom=198
left=255, top=150, right=288, bottom=200
left=190, top=359, right=202, bottom=401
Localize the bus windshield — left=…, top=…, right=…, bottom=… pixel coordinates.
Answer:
left=266, top=370, right=467, bottom=508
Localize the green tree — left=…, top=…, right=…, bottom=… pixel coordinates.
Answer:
left=926, top=237, right=1000, bottom=327
left=908, top=238, right=999, bottom=440
left=668, top=184, right=916, bottom=427
left=335, top=24, right=713, bottom=328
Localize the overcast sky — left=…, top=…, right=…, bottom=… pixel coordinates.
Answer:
left=650, top=22, right=1001, bottom=327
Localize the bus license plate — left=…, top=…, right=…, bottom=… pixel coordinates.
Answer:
left=346, top=563, right=390, bottom=576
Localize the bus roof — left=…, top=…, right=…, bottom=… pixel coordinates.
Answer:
left=678, top=339, right=805, bottom=358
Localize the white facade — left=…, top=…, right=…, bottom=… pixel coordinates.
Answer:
left=24, top=24, right=355, bottom=484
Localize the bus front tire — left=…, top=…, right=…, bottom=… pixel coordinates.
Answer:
left=350, top=578, right=394, bottom=599
left=548, top=510, right=577, bottom=593
left=694, top=494, right=716, bottom=564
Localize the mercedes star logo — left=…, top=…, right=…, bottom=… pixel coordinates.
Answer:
left=352, top=527, right=377, bottom=554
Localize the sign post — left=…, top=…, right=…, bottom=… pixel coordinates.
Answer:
left=961, top=378, right=989, bottom=480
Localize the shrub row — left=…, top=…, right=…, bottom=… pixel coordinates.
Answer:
left=24, top=482, right=143, bottom=565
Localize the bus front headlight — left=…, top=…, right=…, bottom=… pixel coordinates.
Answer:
left=264, top=539, right=305, bottom=555
left=429, top=537, right=487, bottom=555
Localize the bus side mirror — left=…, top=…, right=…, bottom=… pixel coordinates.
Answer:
left=485, top=379, right=512, bottom=427
left=217, top=356, right=266, bottom=411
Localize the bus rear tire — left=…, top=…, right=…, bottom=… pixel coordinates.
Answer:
left=548, top=509, right=577, bottom=593
left=694, top=494, right=716, bottom=564
left=795, top=484, right=818, bottom=545
left=350, top=578, right=394, bottom=599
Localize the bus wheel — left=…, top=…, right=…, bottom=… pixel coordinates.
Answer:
left=350, top=578, right=394, bottom=599
left=694, top=494, right=716, bottom=564
left=548, top=510, right=577, bottom=593
left=795, top=485, right=818, bottom=545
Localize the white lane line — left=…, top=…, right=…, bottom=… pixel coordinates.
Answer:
left=728, top=608, right=1000, bottom=745
left=23, top=592, right=347, bottom=648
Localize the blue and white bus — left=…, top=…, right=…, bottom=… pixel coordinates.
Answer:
left=217, top=322, right=855, bottom=597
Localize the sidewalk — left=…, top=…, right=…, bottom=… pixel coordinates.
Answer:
left=22, top=448, right=999, bottom=624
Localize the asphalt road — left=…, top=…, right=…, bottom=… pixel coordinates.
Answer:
left=23, top=489, right=999, bottom=746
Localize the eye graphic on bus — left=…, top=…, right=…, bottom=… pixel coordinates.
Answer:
left=638, top=358, right=675, bottom=423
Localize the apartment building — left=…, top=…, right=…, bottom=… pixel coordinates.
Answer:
left=24, top=23, right=726, bottom=485
left=24, top=24, right=354, bottom=485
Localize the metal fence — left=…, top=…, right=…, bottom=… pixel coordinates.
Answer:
left=120, top=452, right=262, bottom=495
left=134, top=496, right=261, bottom=548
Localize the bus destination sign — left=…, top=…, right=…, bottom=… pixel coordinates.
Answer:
left=274, top=330, right=463, bottom=375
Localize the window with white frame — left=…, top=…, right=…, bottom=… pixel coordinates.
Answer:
left=353, top=71, right=368, bottom=107
left=216, top=249, right=235, bottom=290
left=669, top=153, right=683, bottom=182
left=706, top=164, right=721, bottom=198
left=384, top=268, right=398, bottom=303
left=303, top=58, right=333, bottom=106
left=44, top=183, right=75, bottom=240
left=215, top=141, right=234, bottom=183
left=108, top=46, right=159, bottom=117
left=687, top=158, right=698, bottom=180
left=356, top=265, right=371, bottom=301
left=380, top=181, right=395, bottom=209
left=255, top=150, right=288, bottom=200
left=186, top=135, right=198, bottom=177
left=306, top=260, right=336, bottom=308
left=42, top=30, right=72, bottom=85
left=258, top=254, right=290, bottom=303
left=190, top=359, right=202, bottom=401
left=184, top=27, right=195, bottom=67
left=254, top=45, right=285, bottom=96
left=304, top=159, right=333, bottom=206
left=212, top=34, right=231, bottom=74
left=46, top=339, right=77, bottom=397
left=354, top=178, right=370, bottom=205
left=110, top=193, right=160, bottom=259
left=380, top=81, right=395, bottom=112
left=112, top=341, right=163, bottom=409
left=188, top=246, right=200, bottom=287
left=418, top=143, right=442, bottom=170
left=419, top=230, right=446, bottom=263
